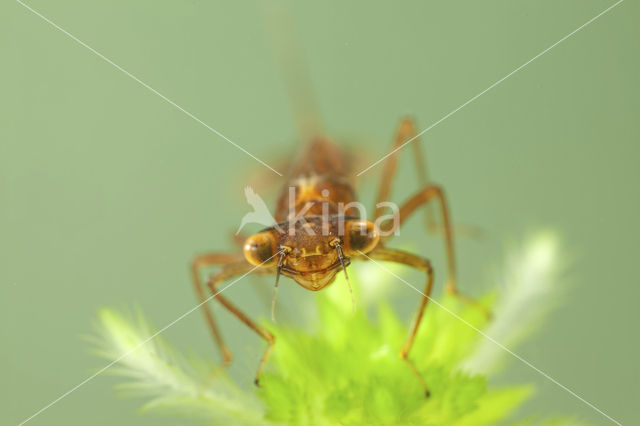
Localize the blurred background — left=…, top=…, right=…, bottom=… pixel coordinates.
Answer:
left=2, top=0, right=638, bottom=424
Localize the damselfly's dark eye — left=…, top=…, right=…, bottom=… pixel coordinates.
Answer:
left=343, top=220, right=380, bottom=256
left=243, top=232, right=278, bottom=266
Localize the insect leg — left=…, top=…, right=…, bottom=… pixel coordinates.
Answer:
left=374, top=117, right=433, bottom=226
left=380, top=185, right=488, bottom=315
left=364, top=247, right=434, bottom=396
left=206, top=266, right=276, bottom=386
left=382, top=185, right=453, bottom=286
left=191, top=253, right=247, bottom=364
left=374, top=117, right=481, bottom=238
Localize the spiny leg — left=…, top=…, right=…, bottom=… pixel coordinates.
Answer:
left=365, top=247, right=434, bottom=396
left=207, top=268, right=276, bottom=386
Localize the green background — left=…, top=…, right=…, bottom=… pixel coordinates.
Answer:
left=2, top=0, right=638, bottom=424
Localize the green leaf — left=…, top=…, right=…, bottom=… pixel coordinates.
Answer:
left=91, top=232, right=577, bottom=425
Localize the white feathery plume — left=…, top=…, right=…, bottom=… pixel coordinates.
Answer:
left=462, top=231, right=562, bottom=374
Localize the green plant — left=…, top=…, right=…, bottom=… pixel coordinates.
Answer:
left=91, top=233, right=586, bottom=425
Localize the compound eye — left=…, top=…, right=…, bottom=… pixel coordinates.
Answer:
left=243, top=232, right=278, bottom=266
left=343, top=220, right=380, bottom=256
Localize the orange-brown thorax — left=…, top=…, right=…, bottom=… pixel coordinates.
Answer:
left=274, top=136, right=356, bottom=222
